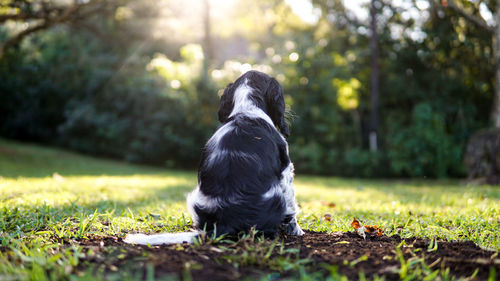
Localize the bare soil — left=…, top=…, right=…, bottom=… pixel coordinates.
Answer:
left=73, top=231, right=499, bottom=280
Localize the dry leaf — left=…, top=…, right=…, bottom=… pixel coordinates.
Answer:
left=320, top=201, right=336, bottom=208
left=351, top=218, right=383, bottom=239
left=324, top=213, right=331, bottom=221
left=364, top=225, right=383, bottom=236
left=364, top=225, right=379, bottom=233
left=351, top=218, right=361, bottom=229
left=351, top=218, right=366, bottom=239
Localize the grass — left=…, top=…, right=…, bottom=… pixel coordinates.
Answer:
left=0, top=138, right=499, bottom=280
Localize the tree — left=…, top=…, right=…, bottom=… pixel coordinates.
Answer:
left=434, top=0, right=497, bottom=123
left=369, top=0, right=380, bottom=152
left=434, top=0, right=500, bottom=182
left=0, top=0, right=118, bottom=57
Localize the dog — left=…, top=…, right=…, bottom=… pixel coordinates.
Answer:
left=124, top=70, right=303, bottom=245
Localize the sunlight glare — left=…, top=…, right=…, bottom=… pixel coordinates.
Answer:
left=343, top=0, right=369, bottom=20
left=479, top=2, right=494, bottom=25
left=240, top=63, right=252, bottom=73
left=285, top=0, right=321, bottom=24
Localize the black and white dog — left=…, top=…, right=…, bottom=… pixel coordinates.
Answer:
left=125, top=71, right=303, bottom=245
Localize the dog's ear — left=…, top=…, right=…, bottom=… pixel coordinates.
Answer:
left=266, top=78, right=290, bottom=137
left=218, top=83, right=235, bottom=123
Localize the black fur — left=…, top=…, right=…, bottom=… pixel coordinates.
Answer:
left=218, top=71, right=289, bottom=137
left=194, top=71, right=291, bottom=237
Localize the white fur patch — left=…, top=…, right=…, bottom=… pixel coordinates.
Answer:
left=206, top=122, right=234, bottom=152
left=280, top=163, right=300, bottom=215
left=124, top=231, right=199, bottom=245
left=187, top=186, right=220, bottom=226
left=277, top=162, right=304, bottom=236
left=207, top=149, right=259, bottom=166
left=229, top=81, right=274, bottom=127
left=262, top=184, right=282, bottom=200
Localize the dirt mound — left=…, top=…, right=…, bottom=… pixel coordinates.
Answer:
left=288, top=231, right=498, bottom=280
left=74, top=231, right=499, bottom=280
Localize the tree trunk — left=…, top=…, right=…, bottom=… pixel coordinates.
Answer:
left=203, top=0, right=213, bottom=66
left=369, top=0, right=380, bottom=152
left=491, top=4, right=500, bottom=128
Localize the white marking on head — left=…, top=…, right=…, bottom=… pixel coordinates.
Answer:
left=229, top=80, right=274, bottom=127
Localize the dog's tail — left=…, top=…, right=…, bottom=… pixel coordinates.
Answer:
left=124, top=231, right=200, bottom=245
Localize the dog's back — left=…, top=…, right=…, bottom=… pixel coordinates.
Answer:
left=186, top=71, right=304, bottom=238
left=194, top=114, right=289, bottom=236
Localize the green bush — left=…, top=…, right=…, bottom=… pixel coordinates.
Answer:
left=387, top=103, right=463, bottom=178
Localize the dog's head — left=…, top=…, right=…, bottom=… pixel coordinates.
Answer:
left=218, top=70, right=290, bottom=137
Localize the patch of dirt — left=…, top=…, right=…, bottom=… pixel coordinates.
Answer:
left=73, top=236, right=264, bottom=281
left=287, top=231, right=499, bottom=280
left=72, top=231, right=499, bottom=281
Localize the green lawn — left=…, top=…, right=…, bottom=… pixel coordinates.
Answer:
left=0, top=138, right=499, bottom=280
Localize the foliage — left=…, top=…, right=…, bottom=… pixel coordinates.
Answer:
left=387, top=103, right=463, bottom=178
left=0, top=26, right=218, bottom=167
left=268, top=0, right=491, bottom=177
left=0, top=0, right=495, bottom=177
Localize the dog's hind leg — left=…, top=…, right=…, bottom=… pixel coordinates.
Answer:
left=280, top=163, right=304, bottom=236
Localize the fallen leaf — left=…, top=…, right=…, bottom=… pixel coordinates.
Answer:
left=324, top=213, right=331, bottom=221
left=320, top=201, right=336, bottom=208
left=364, top=225, right=383, bottom=236
left=351, top=218, right=383, bottom=239
left=351, top=218, right=361, bottom=229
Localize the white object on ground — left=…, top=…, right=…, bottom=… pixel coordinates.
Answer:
left=123, top=231, right=199, bottom=245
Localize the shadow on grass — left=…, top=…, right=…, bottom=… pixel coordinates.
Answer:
left=1, top=182, right=196, bottom=235
left=0, top=138, right=195, bottom=178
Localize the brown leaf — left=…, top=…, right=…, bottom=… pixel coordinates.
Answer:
left=364, top=225, right=379, bottom=233
left=324, top=213, right=332, bottom=221
left=351, top=218, right=383, bottom=237
left=351, top=218, right=361, bottom=230
left=320, top=201, right=336, bottom=208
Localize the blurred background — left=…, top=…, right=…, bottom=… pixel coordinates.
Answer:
left=0, top=0, right=498, bottom=180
